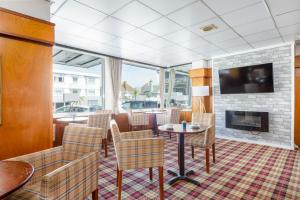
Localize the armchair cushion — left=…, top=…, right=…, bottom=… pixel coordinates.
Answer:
left=116, top=138, right=164, bottom=170
left=120, top=130, right=153, bottom=140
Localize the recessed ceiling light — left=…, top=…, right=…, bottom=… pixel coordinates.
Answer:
left=200, top=24, right=218, bottom=32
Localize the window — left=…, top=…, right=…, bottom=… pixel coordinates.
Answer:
left=120, top=63, right=160, bottom=110
left=53, top=48, right=103, bottom=113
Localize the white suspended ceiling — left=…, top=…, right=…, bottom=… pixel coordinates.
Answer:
left=51, top=0, right=300, bottom=67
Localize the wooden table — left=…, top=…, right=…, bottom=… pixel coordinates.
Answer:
left=54, top=117, right=88, bottom=146
left=145, top=110, right=166, bottom=135
left=0, top=161, right=34, bottom=199
left=158, top=124, right=205, bottom=186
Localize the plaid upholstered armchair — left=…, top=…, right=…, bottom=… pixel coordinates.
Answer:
left=157, top=108, right=181, bottom=138
left=185, top=113, right=215, bottom=173
left=6, top=126, right=102, bottom=200
left=110, top=120, right=165, bottom=200
left=128, top=110, right=150, bottom=131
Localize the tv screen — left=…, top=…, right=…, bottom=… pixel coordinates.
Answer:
left=219, top=63, right=274, bottom=94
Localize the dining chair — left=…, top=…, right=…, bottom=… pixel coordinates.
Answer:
left=70, top=113, right=110, bottom=157
left=185, top=113, right=215, bottom=173
left=128, top=109, right=151, bottom=131
left=110, top=120, right=165, bottom=200
left=157, top=108, right=181, bottom=138
left=6, top=126, right=102, bottom=200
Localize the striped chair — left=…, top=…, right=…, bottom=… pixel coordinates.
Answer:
left=185, top=113, right=216, bottom=173
left=70, top=113, right=110, bottom=157
left=96, top=109, right=113, bottom=117
left=157, top=108, right=181, bottom=138
left=110, top=120, right=165, bottom=200
left=128, top=110, right=150, bottom=131
left=6, top=126, right=102, bottom=200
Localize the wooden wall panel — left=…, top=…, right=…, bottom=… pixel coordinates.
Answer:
left=295, top=56, right=300, bottom=147
left=0, top=9, right=53, bottom=160
left=296, top=55, right=300, bottom=68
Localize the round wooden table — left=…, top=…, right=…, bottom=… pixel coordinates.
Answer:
left=158, top=124, right=205, bottom=186
left=0, top=161, right=34, bottom=199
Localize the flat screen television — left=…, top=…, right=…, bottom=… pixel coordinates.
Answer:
left=219, top=63, right=274, bottom=94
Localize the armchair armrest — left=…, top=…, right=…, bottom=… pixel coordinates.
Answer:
left=204, top=125, right=215, bottom=147
left=7, top=147, right=64, bottom=185
left=120, top=130, right=153, bottom=140
left=40, top=151, right=99, bottom=200
left=116, top=138, right=164, bottom=170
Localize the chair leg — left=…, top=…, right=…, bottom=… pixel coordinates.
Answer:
left=117, top=170, right=123, bottom=200
left=169, top=132, right=171, bottom=139
left=149, top=167, right=153, bottom=181
left=191, top=146, right=194, bottom=159
left=159, top=166, right=164, bottom=200
left=101, top=139, right=104, bottom=149
left=92, top=189, right=98, bottom=200
left=212, top=143, right=216, bottom=163
left=116, top=165, right=119, bottom=187
left=104, top=138, right=108, bottom=157
left=205, top=148, right=210, bottom=174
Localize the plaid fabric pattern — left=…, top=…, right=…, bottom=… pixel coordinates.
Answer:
left=96, top=109, right=113, bottom=116
left=128, top=110, right=150, bottom=126
left=63, top=126, right=103, bottom=162
left=87, top=113, right=110, bottom=139
left=120, top=130, right=153, bottom=140
left=110, top=120, right=164, bottom=171
left=6, top=126, right=102, bottom=200
left=99, top=135, right=300, bottom=200
left=157, top=108, right=181, bottom=125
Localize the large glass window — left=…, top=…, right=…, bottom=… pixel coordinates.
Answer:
left=120, top=62, right=160, bottom=110
left=52, top=48, right=103, bottom=114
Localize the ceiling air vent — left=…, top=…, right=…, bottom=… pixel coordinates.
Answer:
left=200, top=24, right=218, bottom=32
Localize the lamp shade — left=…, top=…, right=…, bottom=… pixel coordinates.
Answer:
left=192, top=86, right=209, bottom=97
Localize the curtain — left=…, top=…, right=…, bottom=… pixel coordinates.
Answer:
left=108, top=58, right=122, bottom=113
left=159, top=68, right=165, bottom=109
left=167, top=69, right=175, bottom=107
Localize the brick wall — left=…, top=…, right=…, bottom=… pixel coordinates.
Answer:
left=213, top=44, right=293, bottom=148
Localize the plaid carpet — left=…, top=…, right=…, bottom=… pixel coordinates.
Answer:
left=98, top=134, right=300, bottom=200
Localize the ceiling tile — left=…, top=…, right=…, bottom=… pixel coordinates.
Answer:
left=282, top=33, right=300, bottom=42
left=93, top=17, right=136, bottom=37
left=226, top=44, right=252, bottom=53
left=195, top=45, right=226, bottom=57
left=51, top=15, right=87, bottom=34
left=279, top=23, right=300, bottom=35
left=204, top=29, right=239, bottom=43
left=218, top=37, right=247, bottom=49
left=51, top=0, right=66, bottom=14
left=221, top=2, right=270, bottom=27
left=233, top=18, right=276, bottom=36
left=163, top=29, right=199, bottom=43
left=76, top=0, right=131, bottom=14
left=142, top=17, right=182, bottom=36
left=139, top=0, right=196, bottom=15
left=188, top=18, right=230, bottom=36
left=275, top=10, right=300, bottom=27
left=167, top=1, right=216, bottom=27
left=178, top=37, right=211, bottom=49
left=251, top=37, right=283, bottom=48
left=123, top=29, right=157, bottom=43
left=143, top=38, right=175, bottom=49
left=55, top=0, right=107, bottom=26
left=81, top=28, right=117, bottom=43
left=203, top=0, right=260, bottom=15
left=112, top=1, right=161, bottom=27
left=267, top=0, right=300, bottom=16
left=244, top=29, right=280, bottom=43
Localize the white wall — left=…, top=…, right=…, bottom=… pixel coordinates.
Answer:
left=0, top=0, right=50, bottom=21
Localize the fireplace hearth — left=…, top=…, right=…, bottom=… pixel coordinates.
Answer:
left=226, top=111, right=269, bottom=132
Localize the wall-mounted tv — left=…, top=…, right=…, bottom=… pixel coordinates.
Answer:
left=219, top=63, right=274, bottom=94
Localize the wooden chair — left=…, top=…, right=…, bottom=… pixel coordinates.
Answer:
left=110, top=120, right=165, bottom=200
left=185, top=113, right=215, bottom=173
left=6, top=126, right=102, bottom=200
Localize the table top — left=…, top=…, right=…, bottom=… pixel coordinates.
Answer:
left=56, top=117, right=88, bottom=123
left=158, top=124, right=206, bottom=134
left=0, top=161, right=34, bottom=199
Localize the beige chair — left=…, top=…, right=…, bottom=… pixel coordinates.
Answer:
left=128, top=110, right=150, bottom=131
left=157, top=108, right=181, bottom=138
left=6, top=126, right=102, bottom=200
left=70, top=113, right=110, bottom=157
left=110, top=120, right=165, bottom=200
left=96, top=109, right=113, bottom=117
left=185, top=113, right=215, bottom=173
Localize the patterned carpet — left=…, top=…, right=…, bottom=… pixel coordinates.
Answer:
left=98, top=134, right=300, bottom=200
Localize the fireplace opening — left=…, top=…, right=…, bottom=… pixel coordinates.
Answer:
left=226, top=111, right=269, bottom=132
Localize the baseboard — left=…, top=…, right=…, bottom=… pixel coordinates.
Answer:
left=216, top=134, right=293, bottom=150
